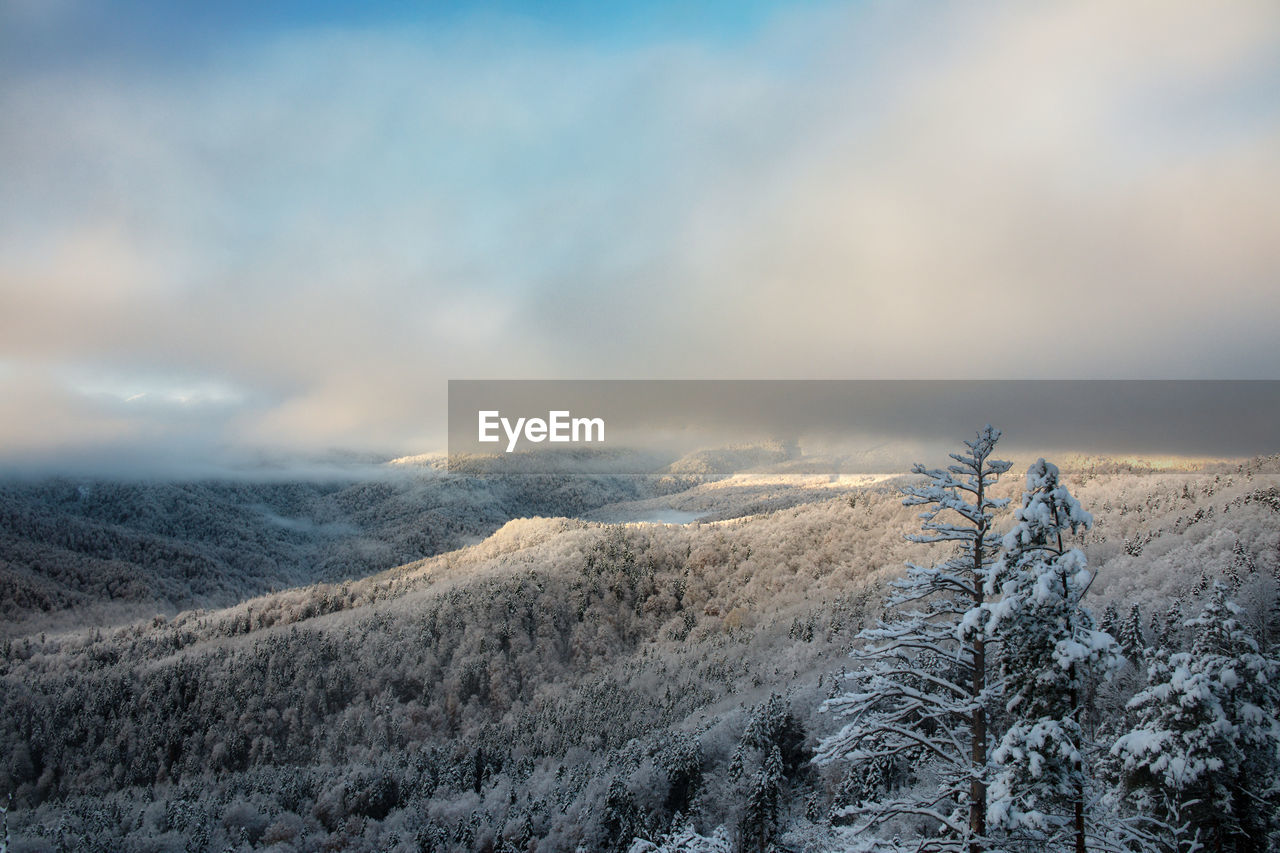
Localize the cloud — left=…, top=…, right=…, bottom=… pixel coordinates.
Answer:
left=1, top=0, right=1278, bottom=468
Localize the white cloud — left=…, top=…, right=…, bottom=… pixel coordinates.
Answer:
left=0, top=0, right=1277, bottom=465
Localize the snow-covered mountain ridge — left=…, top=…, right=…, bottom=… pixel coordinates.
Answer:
left=0, top=453, right=1276, bottom=851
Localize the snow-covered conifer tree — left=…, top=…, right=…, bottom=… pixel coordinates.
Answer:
left=1117, top=604, right=1146, bottom=663
left=1152, top=598, right=1184, bottom=651
left=984, top=459, right=1117, bottom=852
left=1099, top=603, right=1119, bottom=638
left=602, top=778, right=643, bottom=852
left=1112, top=583, right=1280, bottom=851
left=816, top=426, right=1011, bottom=851
left=739, top=745, right=783, bottom=853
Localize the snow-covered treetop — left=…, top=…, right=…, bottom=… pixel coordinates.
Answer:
left=1186, top=582, right=1260, bottom=660
left=1001, top=458, right=1093, bottom=553
left=903, top=425, right=1012, bottom=542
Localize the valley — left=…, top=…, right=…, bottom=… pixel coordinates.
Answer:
left=1, top=451, right=1278, bottom=851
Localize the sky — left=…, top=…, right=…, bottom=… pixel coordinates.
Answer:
left=2, top=0, right=1279, bottom=471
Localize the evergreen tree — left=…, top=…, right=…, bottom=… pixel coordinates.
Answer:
left=984, top=459, right=1118, bottom=852
left=1147, top=609, right=1163, bottom=650
left=601, top=778, right=641, bottom=852
left=1112, top=584, right=1280, bottom=852
left=816, top=426, right=1011, bottom=852
left=738, top=745, right=783, bottom=853
left=654, top=732, right=703, bottom=818
left=832, top=756, right=900, bottom=820
left=741, top=693, right=807, bottom=777
left=1099, top=603, right=1120, bottom=638
left=1230, top=539, right=1255, bottom=586
left=1118, top=604, right=1146, bottom=663
left=1156, top=597, right=1184, bottom=650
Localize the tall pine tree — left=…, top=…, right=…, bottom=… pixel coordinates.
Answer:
left=984, top=459, right=1118, bottom=852
left=816, top=426, right=1011, bottom=852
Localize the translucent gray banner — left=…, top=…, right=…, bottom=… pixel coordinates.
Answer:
left=447, top=380, right=1280, bottom=474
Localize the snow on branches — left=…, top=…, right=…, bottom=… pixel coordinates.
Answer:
left=984, top=458, right=1118, bottom=849
left=817, top=426, right=1011, bottom=850
left=1112, top=583, right=1280, bottom=850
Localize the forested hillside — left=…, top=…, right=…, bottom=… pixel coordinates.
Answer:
left=1, top=452, right=1278, bottom=851
left=0, top=468, right=649, bottom=637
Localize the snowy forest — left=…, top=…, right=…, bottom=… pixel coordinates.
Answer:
left=2, top=432, right=1279, bottom=852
